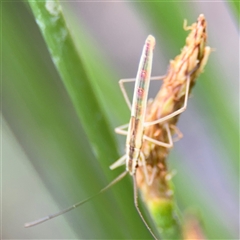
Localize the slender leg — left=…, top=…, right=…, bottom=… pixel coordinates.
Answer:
left=109, top=154, right=127, bottom=170
left=143, top=123, right=173, bottom=148
left=119, top=75, right=166, bottom=110
left=140, top=151, right=149, bottom=184
left=144, top=74, right=191, bottom=127
left=115, top=123, right=129, bottom=136
left=148, top=166, right=158, bottom=186
left=133, top=174, right=158, bottom=240
left=140, top=152, right=158, bottom=186
left=170, top=125, right=183, bottom=142
left=24, top=171, right=128, bottom=228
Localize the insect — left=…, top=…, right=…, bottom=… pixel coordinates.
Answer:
left=25, top=35, right=181, bottom=240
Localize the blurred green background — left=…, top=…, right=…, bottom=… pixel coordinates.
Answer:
left=2, top=1, right=239, bottom=239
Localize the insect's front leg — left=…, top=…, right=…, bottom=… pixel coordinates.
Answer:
left=118, top=75, right=166, bottom=111
left=144, top=74, right=191, bottom=127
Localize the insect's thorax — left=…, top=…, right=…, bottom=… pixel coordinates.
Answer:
left=126, top=116, right=144, bottom=174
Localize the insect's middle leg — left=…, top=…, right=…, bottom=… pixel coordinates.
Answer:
left=115, top=123, right=128, bottom=136
left=143, top=123, right=173, bottom=148
left=111, top=124, right=128, bottom=170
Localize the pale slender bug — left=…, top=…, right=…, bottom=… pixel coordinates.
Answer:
left=25, top=35, right=186, bottom=239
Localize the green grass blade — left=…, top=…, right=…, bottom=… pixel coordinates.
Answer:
left=2, top=1, right=154, bottom=239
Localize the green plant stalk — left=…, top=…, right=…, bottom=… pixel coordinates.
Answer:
left=149, top=199, right=181, bottom=238
left=139, top=14, right=211, bottom=239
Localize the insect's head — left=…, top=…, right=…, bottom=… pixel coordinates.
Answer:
left=145, top=35, right=156, bottom=51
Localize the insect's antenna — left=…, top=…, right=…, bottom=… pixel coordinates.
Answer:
left=133, top=174, right=159, bottom=240
left=25, top=171, right=128, bottom=228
